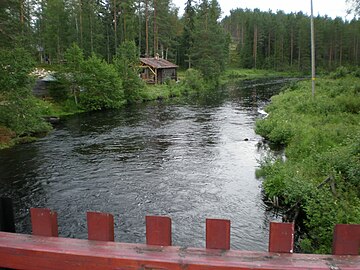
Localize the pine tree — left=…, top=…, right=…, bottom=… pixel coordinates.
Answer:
left=190, top=0, right=229, bottom=81
left=180, top=0, right=195, bottom=68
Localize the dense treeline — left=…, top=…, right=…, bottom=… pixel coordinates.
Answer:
left=223, top=9, right=360, bottom=72
left=2, top=1, right=359, bottom=74
left=0, top=0, right=228, bottom=75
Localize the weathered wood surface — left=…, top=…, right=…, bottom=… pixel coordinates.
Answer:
left=333, top=224, right=360, bottom=255
left=0, top=232, right=359, bottom=270
left=1, top=207, right=359, bottom=269
left=268, top=222, right=294, bottom=253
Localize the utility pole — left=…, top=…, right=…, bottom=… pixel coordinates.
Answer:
left=311, top=0, right=316, bottom=97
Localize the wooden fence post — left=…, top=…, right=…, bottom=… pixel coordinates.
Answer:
left=0, top=198, right=15, bottom=233
left=206, top=219, right=231, bottom=250
left=146, top=216, right=172, bottom=246
left=268, top=222, right=294, bottom=253
left=333, top=224, right=360, bottom=255
left=30, top=208, right=58, bottom=237
left=87, top=212, right=114, bottom=241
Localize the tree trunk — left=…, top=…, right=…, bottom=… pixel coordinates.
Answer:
left=253, top=25, right=258, bottom=69
left=298, top=43, right=301, bottom=70
left=90, top=5, right=94, bottom=53
left=241, top=24, right=244, bottom=49
left=153, top=0, right=157, bottom=56
left=290, top=29, right=294, bottom=67
left=123, top=4, right=127, bottom=41
left=20, top=0, right=25, bottom=25
left=329, top=45, right=333, bottom=68
left=107, top=23, right=110, bottom=62
left=356, top=37, right=359, bottom=64
left=79, top=0, right=83, bottom=48
left=339, top=39, right=343, bottom=66
left=145, top=0, right=149, bottom=57
left=268, top=32, right=271, bottom=58
left=113, top=0, right=117, bottom=50
left=138, top=0, right=142, bottom=55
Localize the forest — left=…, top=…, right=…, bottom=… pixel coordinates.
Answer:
left=223, top=8, right=360, bottom=71
left=1, top=0, right=359, bottom=72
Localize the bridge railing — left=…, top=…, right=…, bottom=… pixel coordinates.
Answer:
left=0, top=206, right=359, bottom=269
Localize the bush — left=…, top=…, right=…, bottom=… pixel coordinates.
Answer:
left=78, top=54, right=125, bottom=111
left=0, top=47, right=51, bottom=137
left=0, top=48, right=35, bottom=92
left=256, top=76, right=360, bottom=253
left=0, top=92, right=51, bottom=135
left=329, top=66, right=349, bottom=79
left=181, top=68, right=206, bottom=94
left=48, top=81, right=70, bottom=102
left=113, top=41, right=144, bottom=103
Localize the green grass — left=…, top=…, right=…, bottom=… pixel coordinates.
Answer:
left=256, top=75, right=360, bottom=254
left=221, top=68, right=299, bottom=83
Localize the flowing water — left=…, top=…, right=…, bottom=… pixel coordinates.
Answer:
left=0, top=78, right=295, bottom=251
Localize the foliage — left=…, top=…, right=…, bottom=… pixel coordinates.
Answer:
left=0, top=92, right=51, bottom=136
left=0, top=48, right=51, bottom=141
left=256, top=76, right=360, bottom=253
left=190, top=0, right=230, bottom=82
left=78, top=54, right=124, bottom=111
left=47, top=81, right=70, bottom=102
left=0, top=125, right=16, bottom=148
left=64, top=43, right=84, bottom=72
left=113, top=41, right=145, bottom=103
left=0, top=48, right=35, bottom=92
left=180, top=68, right=206, bottom=94
left=329, top=66, right=350, bottom=79
left=347, top=0, right=360, bottom=15
left=223, top=9, right=360, bottom=72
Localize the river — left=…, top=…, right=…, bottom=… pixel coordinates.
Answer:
left=0, top=78, right=294, bottom=251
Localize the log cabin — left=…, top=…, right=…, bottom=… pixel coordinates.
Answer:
left=140, top=55, right=178, bottom=84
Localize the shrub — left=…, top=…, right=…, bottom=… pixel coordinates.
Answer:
left=181, top=68, right=206, bottom=94
left=113, top=41, right=144, bottom=103
left=48, top=81, right=70, bottom=102
left=0, top=48, right=35, bottom=92
left=0, top=47, right=51, bottom=137
left=78, top=54, right=125, bottom=110
left=256, top=76, right=360, bottom=253
left=0, top=92, right=51, bottom=135
left=329, top=66, right=349, bottom=79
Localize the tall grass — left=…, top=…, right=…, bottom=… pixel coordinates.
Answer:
left=256, top=76, right=360, bottom=253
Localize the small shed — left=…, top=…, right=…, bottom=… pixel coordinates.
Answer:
left=140, top=56, right=178, bottom=84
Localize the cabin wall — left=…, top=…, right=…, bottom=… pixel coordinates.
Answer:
left=159, top=68, right=177, bottom=84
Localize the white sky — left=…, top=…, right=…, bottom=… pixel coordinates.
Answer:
left=176, top=0, right=351, bottom=19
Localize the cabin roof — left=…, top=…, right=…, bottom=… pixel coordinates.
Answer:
left=140, top=58, right=178, bottom=69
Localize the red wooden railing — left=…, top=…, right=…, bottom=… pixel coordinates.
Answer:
left=0, top=208, right=359, bottom=270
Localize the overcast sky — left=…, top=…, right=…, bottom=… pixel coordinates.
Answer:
left=176, top=0, right=351, bottom=19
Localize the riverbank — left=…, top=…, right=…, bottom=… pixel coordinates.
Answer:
left=255, top=74, right=360, bottom=253
left=0, top=76, right=289, bottom=250
left=0, top=67, right=299, bottom=150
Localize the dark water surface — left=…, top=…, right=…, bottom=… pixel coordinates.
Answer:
left=0, top=78, right=294, bottom=250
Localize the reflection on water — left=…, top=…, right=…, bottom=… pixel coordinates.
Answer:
left=0, top=78, right=293, bottom=250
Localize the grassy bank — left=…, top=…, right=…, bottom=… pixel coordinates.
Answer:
left=0, top=64, right=305, bottom=150
left=221, top=68, right=299, bottom=83
left=255, top=75, right=360, bottom=253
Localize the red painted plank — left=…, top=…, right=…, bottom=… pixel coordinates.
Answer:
left=333, top=224, right=360, bottom=255
left=0, top=232, right=359, bottom=270
left=206, top=219, right=230, bottom=250
left=30, top=208, right=58, bottom=237
left=87, top=212, right=114, bottom=242
left=146, top=216, right=172, bottom=246
left=268, top=222, right=294, bottom=253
